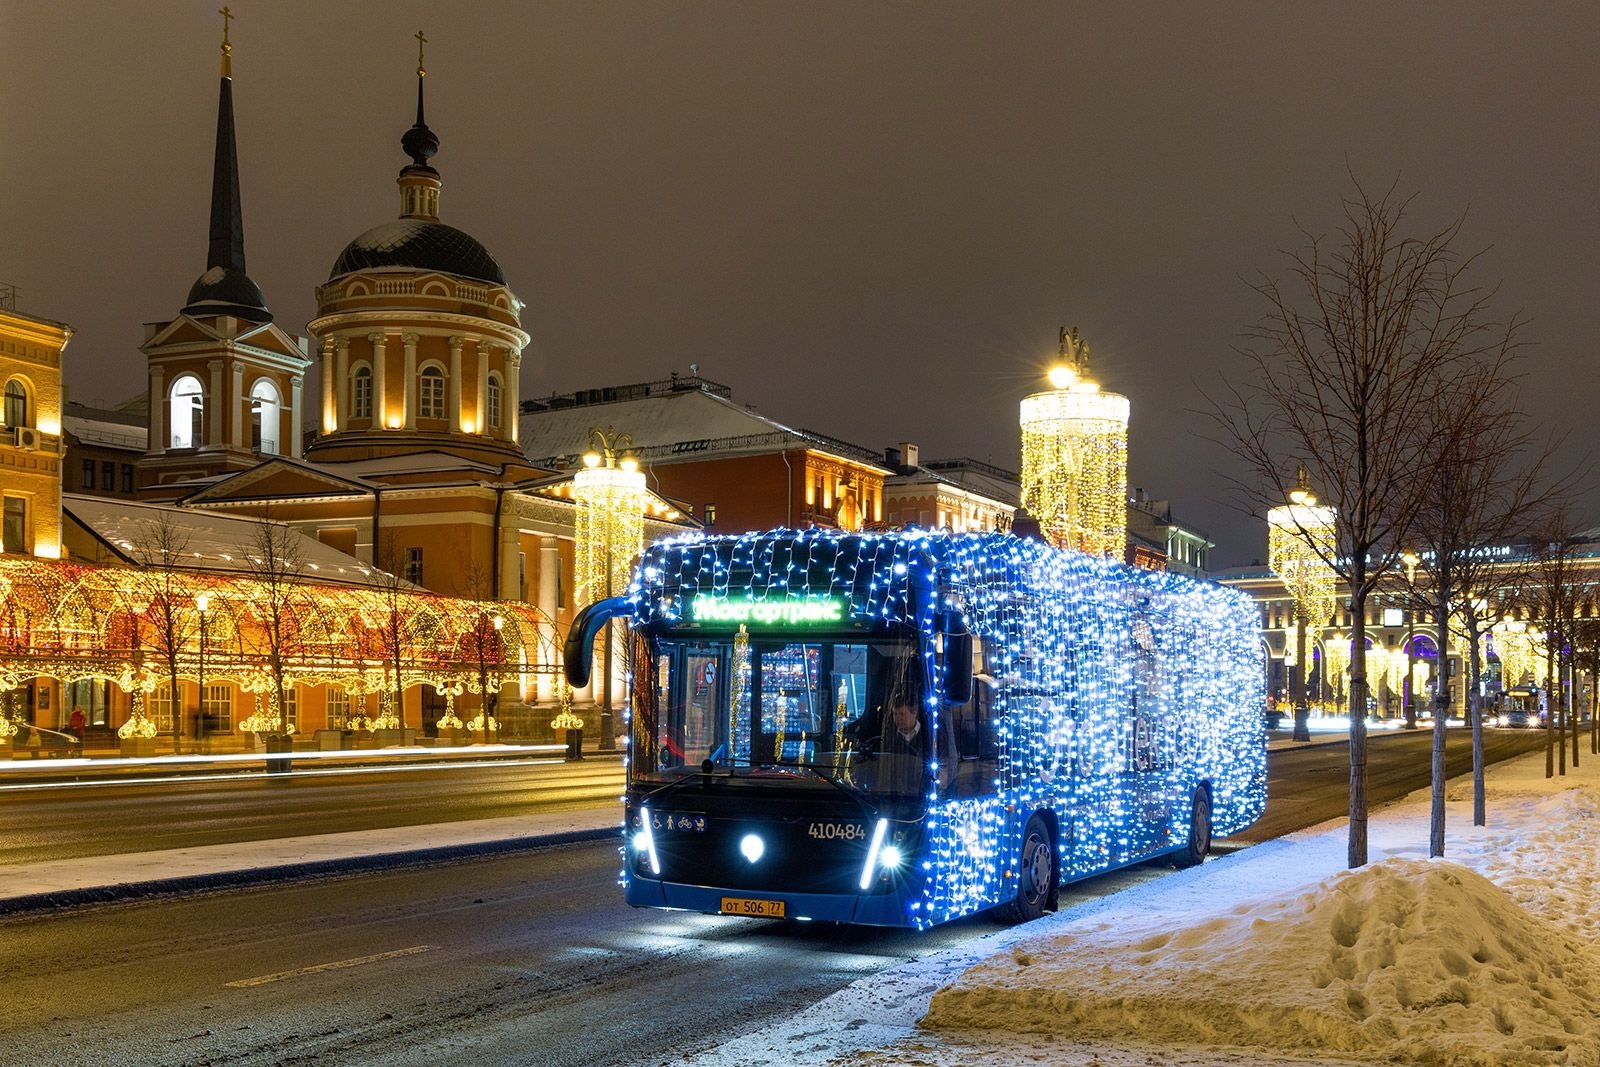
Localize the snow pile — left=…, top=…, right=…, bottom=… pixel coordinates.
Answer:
left=925, top=858, right=1600, bottom=1066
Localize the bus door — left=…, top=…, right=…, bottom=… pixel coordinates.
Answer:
left=1123, top=608, right=1180, bottom=857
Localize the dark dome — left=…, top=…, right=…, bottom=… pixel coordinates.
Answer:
left=182, top=265, right=273, bottom=324
left=329, top=219, right=506, bottom=285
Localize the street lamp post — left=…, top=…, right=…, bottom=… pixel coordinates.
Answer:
left=196, top=592, right=210, bottom=752
left=1268, top=466, right=1337, bottom=743
left=573, top=427, right=645, bottom=753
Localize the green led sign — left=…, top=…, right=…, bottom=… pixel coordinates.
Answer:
left=688, top=595, right=847, bottom=626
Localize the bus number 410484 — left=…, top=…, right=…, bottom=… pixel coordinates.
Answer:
left=807, top=821, right=865, bottom=841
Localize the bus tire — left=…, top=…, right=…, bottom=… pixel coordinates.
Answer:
left=997, top=814, right=1055, bottom=924
left=1173, top=786, right=1211, bottom=869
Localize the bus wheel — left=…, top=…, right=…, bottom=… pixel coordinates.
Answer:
left=998, top=815, right=1055, bottom=924
left=1173, top=787, right=1211, bottom=869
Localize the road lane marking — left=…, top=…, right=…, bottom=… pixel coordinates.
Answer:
left=225, top=945, right=435, bottom=988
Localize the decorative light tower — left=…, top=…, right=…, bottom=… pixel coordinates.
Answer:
left=1268, top=465, right=1337, bottom=741
left=574, top=427, right=646, bottom=751
left=1019, top=327, right=1130, bottom=557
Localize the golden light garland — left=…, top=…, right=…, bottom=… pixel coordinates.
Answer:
left=0, top=555, right=560, bottom=735
left=1267, top=479, right=1337, bottom=629
left=1018, top=332, right=1129, bottom=557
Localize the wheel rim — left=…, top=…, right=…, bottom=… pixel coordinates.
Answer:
left=1194, top=795, right=1211, bottom=855
left=1024, top=830, right=1052, bottom=904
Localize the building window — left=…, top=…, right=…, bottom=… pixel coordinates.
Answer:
left=251, top=379, right=280, bottom=455
left=281, top=687, right=299, bottom=730
left=326, top=688, right=351, bottom=726
left=486, top=374, right=502, bottom=430
left=419, top=367, right=445, bottom=420
left=202, top=684, right=233, bottom=733
left=169, top=375, right=204, bottom=449
left=147, top=684, right=176, bottom=732
left=3, top=380, right=28, bottom=429
left=101, top=462, right=114, bottom=491
left=2, top=496, right=25, bottom=553
left=703, top=503, right=717, bottom=527
left=80, top=460, right=94, bottom=490
left=351, top=366, right=372, bottom=420
left=405, top=547, right=423, bottom=586
left=121, top=464, right=135, bottom=493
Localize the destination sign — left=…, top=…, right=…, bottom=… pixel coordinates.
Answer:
left=688, top=595, right=847, bottom=626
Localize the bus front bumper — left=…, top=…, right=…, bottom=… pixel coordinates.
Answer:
left=626, top=877, right=913, bottom=927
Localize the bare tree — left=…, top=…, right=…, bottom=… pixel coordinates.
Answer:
left=1529, top=515, right=1584, bottom=779
left=243, top=516, right=306, bottom=740
left=372, top=533, right=412, bottom=734
left=457, top=563, right=504, bottom=745
left=1402, top=354, right=1563, bottom=848
left=1212, top=177, right=1519, bottom=868
left=129, top=510, right=200, bottom=754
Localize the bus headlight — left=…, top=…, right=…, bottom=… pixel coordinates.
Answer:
left=879, top=845, right=903, bottom=870
left=859, top=819, right=890, bottom=890
left=634, top=807, right=662, bottom=876
left=740, top=834, right=766, bottom=863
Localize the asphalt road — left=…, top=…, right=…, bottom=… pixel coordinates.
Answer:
left=1238, top=725, right=1551, bottom=843
left=0, top=758, right=625, bottom=866
left=0, top=728, right=1554, bottom=1067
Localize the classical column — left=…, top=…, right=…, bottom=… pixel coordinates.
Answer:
left=230, top=360, right=244, bottom=450
left=148, top=365, right=165, bottom=453
left=334, top=338, right=349, bottom=430
left=402, top=332, right=419, bottom=430
left=476, top=342, right=490, bottom=435
left=538, top=536, right=561, bottom=702
left=448, top=336, right=463, bottom=433
left=289, top=376, right=304, bottom=458
left=320, top=338, right=336, bottom=433
left=369, top=333, right=388, bottom=429
left=207, top=360, right=224, bottom=447
left=506, top=349, right=522, bottom=443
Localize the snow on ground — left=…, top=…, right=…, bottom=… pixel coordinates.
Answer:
left=685, top=739, right=1600, bottom=1066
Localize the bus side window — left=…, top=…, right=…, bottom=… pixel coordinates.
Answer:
left=952, top=640, right=1000, bottom=797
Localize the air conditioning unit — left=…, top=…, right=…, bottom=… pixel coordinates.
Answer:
left=15, top=427, right=38, bottom=450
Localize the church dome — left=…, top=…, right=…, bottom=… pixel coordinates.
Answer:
left=329, top=218, right=506, bottom=285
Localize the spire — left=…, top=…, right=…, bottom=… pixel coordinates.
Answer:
left=397, top=30, right=442, bottom=220
left=182, top=7, right=271, bottom=324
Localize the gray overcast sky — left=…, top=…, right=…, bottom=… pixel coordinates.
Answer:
left=5, top=1, right=1597, bottom=565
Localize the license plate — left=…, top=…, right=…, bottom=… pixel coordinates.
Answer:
left=720, top=896, right=786, bottom=918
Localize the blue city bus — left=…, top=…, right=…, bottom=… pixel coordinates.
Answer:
left=566, top=529, right=1266, bottom=929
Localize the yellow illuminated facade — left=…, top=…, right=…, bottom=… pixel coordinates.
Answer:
left=1019, top=328, right=1129, bottom=557
left=0, top=305, right=71, bottom=560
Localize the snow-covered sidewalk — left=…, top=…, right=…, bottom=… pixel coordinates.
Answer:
left=688, top=742, right=1600, bottom=1067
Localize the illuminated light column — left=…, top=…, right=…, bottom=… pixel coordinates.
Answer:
left=1268, top=465, right=1337, bottom=742
left=573, top=427, right=646, bottom=751
left=1019, top=327, right=1130, bottom=557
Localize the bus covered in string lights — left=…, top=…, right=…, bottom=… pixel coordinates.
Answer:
left=565, top=529, right=1266, bottom=929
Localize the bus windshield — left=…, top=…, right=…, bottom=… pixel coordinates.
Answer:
left=632, top=633, right=930, bottom=797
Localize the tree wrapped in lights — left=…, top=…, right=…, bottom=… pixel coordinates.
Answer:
left=1019, top=328, right=1129, bottom=557
left=1268, top=466, right=1337, bottom=741
left=574, top=427, right=647, bottom=749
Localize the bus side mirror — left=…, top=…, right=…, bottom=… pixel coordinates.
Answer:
left=943, top=631, right=973, bottom=704
left=563, top=596, right=631, bottom=688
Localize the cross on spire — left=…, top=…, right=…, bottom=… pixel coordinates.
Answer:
left=415, top=29, right=427, bottom=77
left=219, top=6, right=234, bottom=78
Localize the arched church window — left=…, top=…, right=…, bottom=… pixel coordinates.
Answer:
left=251, top=379, right=281, bottom=455
left=351, top=366, right=372, bottom=420
left=486, top=374, right=502, bottom=431
left=169, top=376, right=204, bottom=449
left=419, top=366, right=446, bottom=420
left=4, top=379, right=30, bottom=430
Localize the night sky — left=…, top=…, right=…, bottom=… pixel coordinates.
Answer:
left=5, top=2, right=1596, bottom=565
